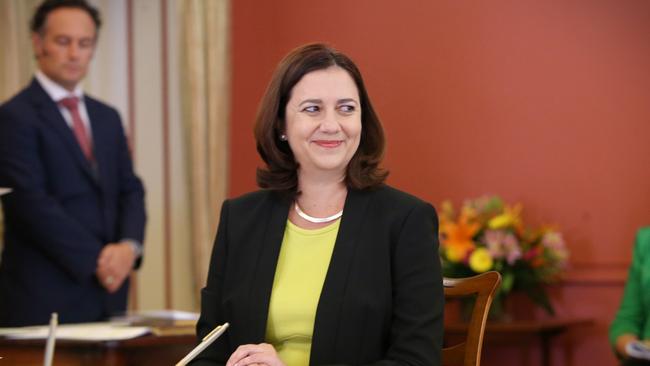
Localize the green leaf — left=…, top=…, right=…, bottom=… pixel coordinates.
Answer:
left=501, top=271, right=515, bottom=294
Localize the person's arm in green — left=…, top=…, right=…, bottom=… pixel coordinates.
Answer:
left=610, top=227, right=650, bottom=359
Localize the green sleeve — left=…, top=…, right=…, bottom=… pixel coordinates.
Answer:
left=609, top=227, right=650, bottom=347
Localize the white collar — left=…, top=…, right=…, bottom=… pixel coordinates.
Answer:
left=35, top=70, right=84, bottom=102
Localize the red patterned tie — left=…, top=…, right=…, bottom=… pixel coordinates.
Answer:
left=59, top=96, right=94, bottom=162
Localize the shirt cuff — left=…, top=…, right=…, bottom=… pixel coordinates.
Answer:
left=120, top=239, right=144, bottom=258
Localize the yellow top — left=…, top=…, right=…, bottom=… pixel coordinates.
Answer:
left=265, top=219, right=340, bottom=366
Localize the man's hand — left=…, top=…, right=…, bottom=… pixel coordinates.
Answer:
left=616, top=334, right=639, bottom=359
left=96, top=242, right=137, bottom=293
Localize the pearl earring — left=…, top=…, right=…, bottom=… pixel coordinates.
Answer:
left=280, top=134, right=288, bottom=141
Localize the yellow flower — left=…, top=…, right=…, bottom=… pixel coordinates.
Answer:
left=488, top=203, right=522, bottom=230
left=469, top=248, right=494, bottom=273
left=460, top=206, right=478, bottom=221
left=446, top=245, right=469, bottom=262
left=440, top=200, right=454, bottom=218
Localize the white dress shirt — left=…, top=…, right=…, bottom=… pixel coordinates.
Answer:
left=35, top=70, right=93, bottom=142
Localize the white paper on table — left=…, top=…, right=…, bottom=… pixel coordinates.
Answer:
left=0, top=322, right=151, bottom=341
left=136, top=310, right=199, bottom=321
left=112, top=309, right=199, bottom=322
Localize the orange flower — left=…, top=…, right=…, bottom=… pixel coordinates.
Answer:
left=440, top=210, right=480, bottom=262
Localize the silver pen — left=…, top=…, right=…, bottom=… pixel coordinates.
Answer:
left=43, top=312, right=58, bottom=366
left=175, top=322, right=230, bottom=366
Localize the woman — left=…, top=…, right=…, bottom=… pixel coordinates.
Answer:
left=610, top=227, right=650, bottom=365
left=191, top=43, right=443, bottom=366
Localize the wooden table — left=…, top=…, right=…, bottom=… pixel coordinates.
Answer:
left=445, top=317, right=594, bottom=366
left=0, top=333, right=197, bottom=366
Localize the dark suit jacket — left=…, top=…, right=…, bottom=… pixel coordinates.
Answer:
left=192, top=186, right=443, bottom=366
left=0, top=79, right=146, bottom=326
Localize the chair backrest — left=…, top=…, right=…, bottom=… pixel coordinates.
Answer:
left=442, top=271, right=501, bottom=366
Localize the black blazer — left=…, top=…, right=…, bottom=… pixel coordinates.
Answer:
left=192, top=186, right=443, bottom=365
left=0, top=79, right=146, bottom=326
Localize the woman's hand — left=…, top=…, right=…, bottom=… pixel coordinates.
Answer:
left=225, top=343, right=286, bottom=366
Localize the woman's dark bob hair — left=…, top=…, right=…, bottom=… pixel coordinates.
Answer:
left=255, top=43, right=388, bottom=196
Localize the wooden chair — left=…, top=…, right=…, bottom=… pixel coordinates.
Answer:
left=442, top=271, right=502, bottom=366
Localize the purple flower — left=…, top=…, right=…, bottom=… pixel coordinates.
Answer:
left=482, top=230, right=522, bottom=265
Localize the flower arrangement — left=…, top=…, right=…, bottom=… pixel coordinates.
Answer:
left=439, top=196, right=569, bottom=315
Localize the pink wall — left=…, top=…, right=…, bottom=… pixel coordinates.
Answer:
left=230, top=1, right=650, bottom=365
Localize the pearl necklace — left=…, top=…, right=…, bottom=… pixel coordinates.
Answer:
left=294, top=203, right=343, bottom=223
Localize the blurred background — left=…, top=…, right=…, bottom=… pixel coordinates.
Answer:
left=1, top=0, right=649, bottom=365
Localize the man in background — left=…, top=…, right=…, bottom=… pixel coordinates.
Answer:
left=0, top=0, right=146, bottom=326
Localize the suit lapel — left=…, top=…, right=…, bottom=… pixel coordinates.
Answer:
left=28, top=80, right=99, bottom=185
left=247, top=192, right=290, bottom=342
left=85, top=97, right=108, bottom=183
left=310, top=188, right=372, bottom=364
